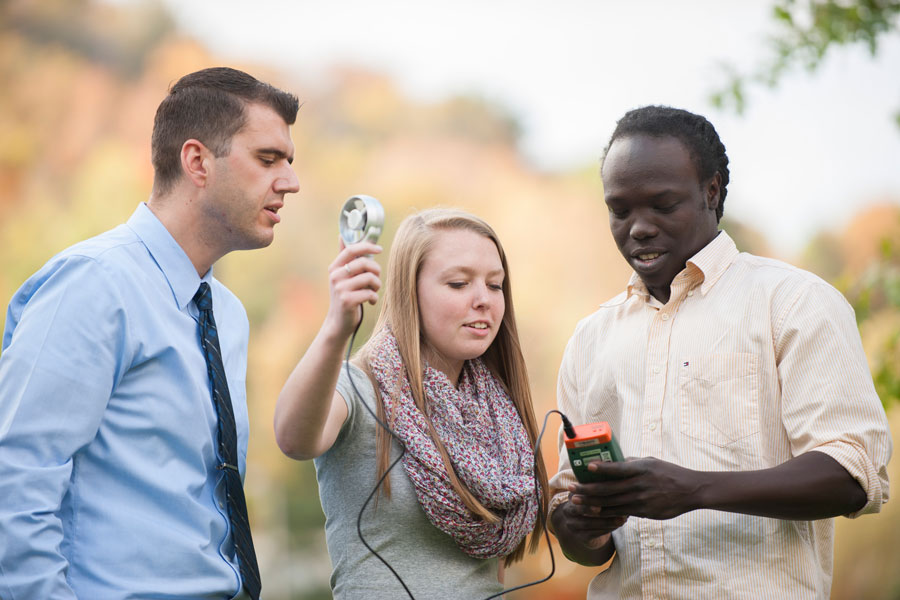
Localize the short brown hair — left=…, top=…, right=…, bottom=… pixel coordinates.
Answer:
left=151, top=67, right=299, bottom=196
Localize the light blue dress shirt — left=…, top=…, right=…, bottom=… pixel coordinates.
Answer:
left=0, top=203, right=252, bottom=599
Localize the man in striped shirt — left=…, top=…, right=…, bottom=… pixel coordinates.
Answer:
left=549, top=105, right=892, bottom=599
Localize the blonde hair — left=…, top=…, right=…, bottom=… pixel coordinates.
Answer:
left=355, top=207, right=549, bottom=565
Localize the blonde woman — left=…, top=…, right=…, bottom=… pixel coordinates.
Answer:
left=274, top=208, right=549, bottom=598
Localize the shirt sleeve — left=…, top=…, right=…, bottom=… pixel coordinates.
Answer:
left=548, top=329, right=580, bottom=526
left=0, top=256, right=130, bottom=599
left=548, top=325, right=617, bottom=575
left=774, top=280, right=892, bottom=517
left=334, top=362, right=370, bottom=432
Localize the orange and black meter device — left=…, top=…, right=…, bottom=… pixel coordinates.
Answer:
left=564, top=421, right=624, bottom=483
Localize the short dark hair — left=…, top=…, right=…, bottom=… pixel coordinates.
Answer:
left=151, top=67, right=300, bottom=196
left=603, top=105, right=730, bottom=220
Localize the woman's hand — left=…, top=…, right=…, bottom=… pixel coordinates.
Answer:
left=274, top=238, right=382, bottom=460
left=323, top=240, right=382, bottom=338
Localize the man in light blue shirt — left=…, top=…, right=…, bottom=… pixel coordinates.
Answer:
left=0, top=67, right=300, bottom=599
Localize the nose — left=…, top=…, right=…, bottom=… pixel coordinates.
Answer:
left=275, top=164, right=300, bottom=194
left=472, top=282, right=490, bottom=309
left=629, top=213, right=658, bottom=240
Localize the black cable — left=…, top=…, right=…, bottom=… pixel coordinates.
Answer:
left=346, top=306, right=415, bottom=599
left=344, top=306, right=566, bottom=599
left=560, top=411, right=577, bottom=440
left=480, top=408, right=568, bottom=599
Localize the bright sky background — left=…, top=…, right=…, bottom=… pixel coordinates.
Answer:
left=142, top=0, right=900, bottom=255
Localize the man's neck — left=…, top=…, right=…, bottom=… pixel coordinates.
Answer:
left=146, top=194, right=216, bottom=277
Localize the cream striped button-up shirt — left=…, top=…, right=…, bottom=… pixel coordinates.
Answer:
left=549, top=231, right=891, bottom=600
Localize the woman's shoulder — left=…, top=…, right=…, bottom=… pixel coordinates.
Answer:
left=336, top=361, right=376, bottom=406
left=322, top=361, right=377, bottom=450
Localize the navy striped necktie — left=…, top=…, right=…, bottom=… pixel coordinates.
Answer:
left=194, top=282, right=261, bottom=600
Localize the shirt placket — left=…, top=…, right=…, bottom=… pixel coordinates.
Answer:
left=637, top=274, right=695, bottom=600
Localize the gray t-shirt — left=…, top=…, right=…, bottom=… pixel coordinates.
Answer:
left=314, top=363, right=503, bottom=599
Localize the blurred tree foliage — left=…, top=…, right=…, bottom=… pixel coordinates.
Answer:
left=711, top=0, right=900, bottom=127
left=856, top=239, right=900, bottom=406
left=808, top=204, right=900, bottom=408
left=0, top=0, right=173, bottom=78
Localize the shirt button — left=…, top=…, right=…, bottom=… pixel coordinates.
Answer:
left=646, top=538, right=657, bottom=548
left=649, top=422, right=657, bottom=431
left=688, top=290, right=694, bottom=297
left=661, top=313, right=670, bottom=321
left=652, top=366, right=660, bottom=374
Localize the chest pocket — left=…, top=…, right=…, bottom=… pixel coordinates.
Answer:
left=678, top=353, right=759, bottom=448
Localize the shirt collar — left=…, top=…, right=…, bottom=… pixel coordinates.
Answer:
left=126, top=202, right=211, bottom=310
left=688, top=230, right=739, bottom=295
left=626, top=230, right=739, bottom=300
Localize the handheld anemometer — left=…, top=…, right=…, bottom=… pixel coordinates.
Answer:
left=339, top=194, right=384, bottom=246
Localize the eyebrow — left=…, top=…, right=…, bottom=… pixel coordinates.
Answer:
left=441, top=265, right=505, bottom=278
left=605, top=188, right=682, bottom=205
left=257, top=148, right=294, bottom=165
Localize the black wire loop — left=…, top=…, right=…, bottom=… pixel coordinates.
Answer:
left=345, top=306, right=559, bottom=599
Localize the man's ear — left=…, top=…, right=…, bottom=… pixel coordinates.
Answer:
left=705, top=171, right=722, bottom=213
left=180, top=139, right=212, bottom=188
